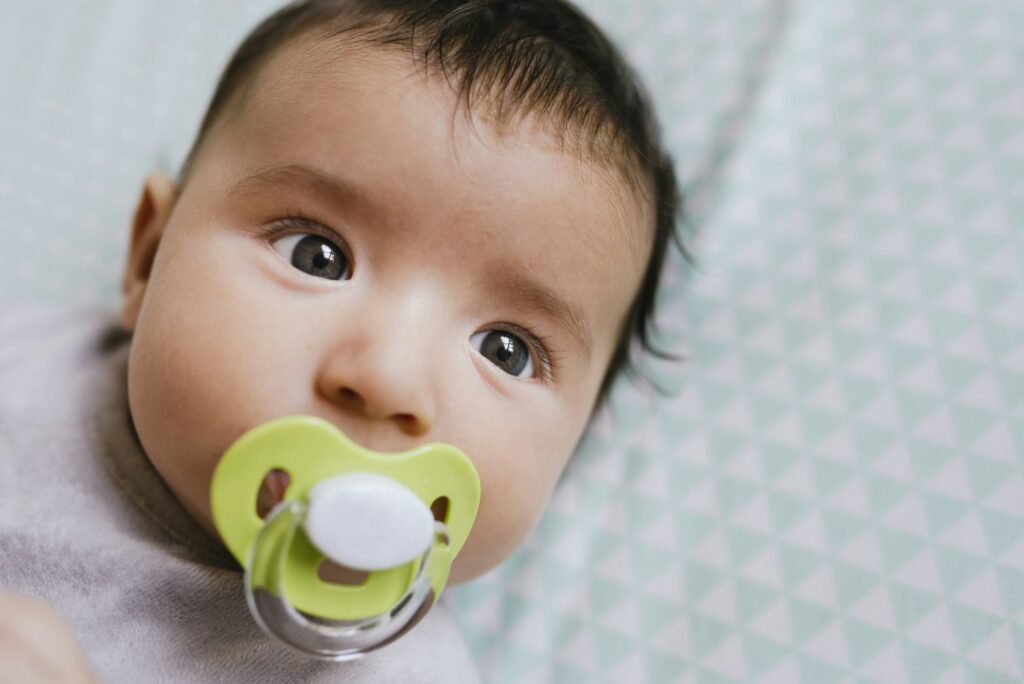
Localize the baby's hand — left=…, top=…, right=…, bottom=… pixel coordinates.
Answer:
left=0, top=588, right=97, bottom=683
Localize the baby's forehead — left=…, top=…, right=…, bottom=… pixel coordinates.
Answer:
left=240, top=45, right=650, bottom=252
left=209, top=33, right=655, bottom=244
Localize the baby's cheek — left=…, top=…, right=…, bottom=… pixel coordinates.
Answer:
left=128, top=305, right=221, bottom=499
left=137, top=238, right=293, bottom=422
left=448, top=439, right=570, bottom=584
left=449, top=495, right=538, bottom=584
left=127, top=264, right=277, bottom=518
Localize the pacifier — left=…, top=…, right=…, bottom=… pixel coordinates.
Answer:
left=210, top=416, right=480, bottom=660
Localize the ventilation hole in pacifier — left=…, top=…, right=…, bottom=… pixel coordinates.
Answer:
left=255, top=468, right=291, bottom=520
left=430, top=496, right=449, bottom=523
left=317, top=560, right=371, bottom=586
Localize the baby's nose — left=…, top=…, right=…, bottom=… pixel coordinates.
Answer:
left=315, top=330, right=436, bottom=437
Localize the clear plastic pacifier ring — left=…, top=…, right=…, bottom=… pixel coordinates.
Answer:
left=245, top=499, right=450, bottom=660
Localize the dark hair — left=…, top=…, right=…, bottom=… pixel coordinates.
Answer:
left=181, top=0, right=686, bottom=411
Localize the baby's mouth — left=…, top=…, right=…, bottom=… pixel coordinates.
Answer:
left=255, top=469, right=291, bottom=519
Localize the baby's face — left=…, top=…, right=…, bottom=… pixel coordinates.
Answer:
left=121, top=40, right=650, bottom=583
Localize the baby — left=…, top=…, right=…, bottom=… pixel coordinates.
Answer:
left=0, top=0, right=681, bottom=681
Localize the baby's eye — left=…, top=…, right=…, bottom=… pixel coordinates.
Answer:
left=470, top=330, right=535, bottom=378
left=271, top=233, right=351, bottom=281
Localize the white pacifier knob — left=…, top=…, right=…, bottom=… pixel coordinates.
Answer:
left=304, top=472, right=435, bottom=571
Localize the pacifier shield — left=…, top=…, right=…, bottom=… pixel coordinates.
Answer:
left=210, top=416, right=480, bottom=621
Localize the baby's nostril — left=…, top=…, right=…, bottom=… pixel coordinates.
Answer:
left=430, top=496, right=449, bottom=523
left=339, top=387, right=362, bottom=404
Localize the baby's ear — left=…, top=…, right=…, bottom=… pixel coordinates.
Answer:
left=120, top=171, right=178, bottom=332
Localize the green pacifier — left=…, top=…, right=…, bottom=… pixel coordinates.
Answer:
left=210, top=416, right=481, bottom=660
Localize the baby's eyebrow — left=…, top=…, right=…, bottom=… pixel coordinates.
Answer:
left=231, top=163, right=380, bottom=217
left=494, top=266, right=593, bottom=360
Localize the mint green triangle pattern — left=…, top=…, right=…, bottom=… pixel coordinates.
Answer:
left=446, top=0, right=1024, bottom=681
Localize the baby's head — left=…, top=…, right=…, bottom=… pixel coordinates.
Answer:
left=120, top=0, right=681, bottom=583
